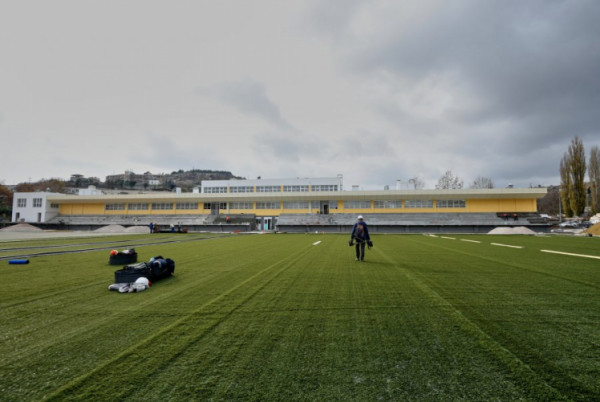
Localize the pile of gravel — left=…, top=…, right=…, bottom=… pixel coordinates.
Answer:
left=488, top=226, right=536, bottom=235
left=94, top=224, right=127, bottom=233
left=0, top=223, right=44, bottom=232
left=125, top=226, right=151, bottom=233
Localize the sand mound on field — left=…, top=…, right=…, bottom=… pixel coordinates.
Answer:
left=0, top=223, right=44, bottom=232
left=94, top=224, right=127, bottom=233
left=488, top=226, right=536, bottom=235
left=125, top=225, right=151, bottom=233
left=585, top=223, right=600, bottom=236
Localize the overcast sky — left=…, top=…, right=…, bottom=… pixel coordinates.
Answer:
left=1, top=0, right=599, bottom=189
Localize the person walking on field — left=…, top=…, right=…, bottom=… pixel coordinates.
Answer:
left=350, top=215, right=372, bottom=261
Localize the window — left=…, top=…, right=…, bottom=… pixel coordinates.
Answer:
left=405, top=200, right=433, bottom=208
left=256, top=186, right=280, bottom=192
left=203, top=202, right=226, bottom=210
left=229, top=186, right=254, bottom=193
left=283, top=201, right=309, bottom=209
left=50, top=203, right=59, bottom=209
left=256, top=201, right=279, bottom=209
left=128, top=203, right=149, bottom=210
left=105, top=203, right=126, bottom=210
left=17, top=198, right=26, bottom=208
left=312, top=185, right=338, bottom=192
left=33, top=198, right=42, bottom=208
left=344, top=200, right=371, bottom=209
left=283, top=185, right=309, bottom=192
left=204, top=187, right=227, bottom=193
left=437, top=200, right=466, bottom=208
left=310, top=200, right=338, bottom=210
left=374, top=200, right=402, bottom=209
left=175, top=202, right=198, bottom=210
left=229, top=202, right=253, bottom=209
left=151, top=203, right=173, bottom=210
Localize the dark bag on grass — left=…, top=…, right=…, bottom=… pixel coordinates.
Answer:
left=114, top=262, right=152, bottom=283
left=114, top=256, right=175, bottom=283
left=109, top=248, right=138, bottom=265
left=148, top=256, right=175, bottom=281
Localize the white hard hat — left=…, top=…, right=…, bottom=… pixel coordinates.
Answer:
left=357, top=215, right=363, bottom=220
left=135, top=277, right=150, bottom=286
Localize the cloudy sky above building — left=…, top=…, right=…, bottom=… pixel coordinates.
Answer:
left=1, top=0, right=599, bottom=189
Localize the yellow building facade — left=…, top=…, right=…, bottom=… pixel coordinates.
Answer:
left=51, top=187, right=545, bottom=218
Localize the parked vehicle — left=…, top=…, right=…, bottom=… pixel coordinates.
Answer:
left=558, top=221, right=579, bottom=228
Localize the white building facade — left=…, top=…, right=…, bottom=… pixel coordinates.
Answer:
left=12, top=192, right=60, bottom=223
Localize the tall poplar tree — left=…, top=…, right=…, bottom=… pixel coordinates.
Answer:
left=559, top=153, right=573, bottom=217
left=589, top=145, right=600, bottom=214
left=567, top=136, right=586, bottom=216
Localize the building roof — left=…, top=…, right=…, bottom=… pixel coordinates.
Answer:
left=47, top=187, right=547, bottom=204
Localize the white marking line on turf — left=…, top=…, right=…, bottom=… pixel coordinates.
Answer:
left=541, top=249, right=600, bottom=260
left=460, top=239, right=481, bottom=243
left=440, top=236, right=456, bottom=240
left=491, top=243, right=523, bottom=249
left=312, top=241, right=322, bottom=246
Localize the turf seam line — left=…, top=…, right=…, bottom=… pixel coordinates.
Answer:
left=372, top=246, right=567, bottom=400
left=44, top=242, right=315, bottom=400
left=0, top=234, right=234, bottom=261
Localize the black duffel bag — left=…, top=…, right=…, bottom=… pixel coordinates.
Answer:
left=148, top=256, right=175, bottom=281
left=114, top=262, right=152, bottom=283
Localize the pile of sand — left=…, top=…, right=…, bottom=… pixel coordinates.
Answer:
left=0, top=223, right=44, bottom=232
left=94, top=224, right=127, bottom=233
left=94, top=225, right=151, bottom=234
left=488, top=226, right=536, bottom=235
left=125, top=226, right=151, bottom=233
left=585, top=223, right=600, bottom=236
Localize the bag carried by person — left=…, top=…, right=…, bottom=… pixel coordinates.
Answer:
left=354, top=222, right=366, bottom=241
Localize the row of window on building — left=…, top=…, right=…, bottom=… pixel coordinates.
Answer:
left=16, top=198, right=59, bottom=208
left=104, top=200, right=466, bottom=211
left=203, top=184, right=339, bottom=193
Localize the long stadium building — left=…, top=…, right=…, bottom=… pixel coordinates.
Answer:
left=11, top=176, right=551, bottom=233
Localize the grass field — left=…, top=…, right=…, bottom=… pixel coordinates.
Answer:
left=1, top=232, right=599, bottom=401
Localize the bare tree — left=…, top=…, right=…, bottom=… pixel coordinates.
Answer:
left=408, top=177, right=425, bottom=190
left=436, top=170, right=464, bottom=190
left=470, top=177, right=494, bottom=189
left=589, top=145, right=600, bottom=214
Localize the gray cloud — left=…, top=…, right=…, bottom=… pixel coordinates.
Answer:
left=305, top=0, right=600, bottom=187
left=1, top=1, right=599, bottom=189
left=199, top=78, right=298, bottom=133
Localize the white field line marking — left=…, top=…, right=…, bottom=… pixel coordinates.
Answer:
left=312, top=241, right=322, bottom=246
left=460, top=239, right=481, bottom=243
left=426, top=234, right=438, bottom=237
left=491, top=243, right=523, bottom=249
left=541, top=249, right=600, bottom=260
left=440, top=236, right=456, bottom=240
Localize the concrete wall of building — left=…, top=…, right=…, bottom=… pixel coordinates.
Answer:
left=11, top=192, right=60, bottom=223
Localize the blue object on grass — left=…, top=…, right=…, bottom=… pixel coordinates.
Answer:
left=9, top=259, right=29, bottom=264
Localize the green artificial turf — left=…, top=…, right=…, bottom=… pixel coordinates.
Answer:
left=0, top=233, right=598, bottom=400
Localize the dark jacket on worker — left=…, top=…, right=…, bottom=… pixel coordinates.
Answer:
left=351, top=220, right=370, bottom=242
